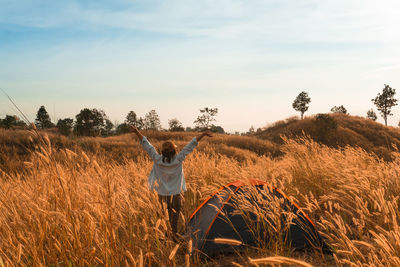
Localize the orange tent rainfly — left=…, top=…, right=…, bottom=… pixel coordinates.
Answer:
left=186, top=179, right=331, bottom=256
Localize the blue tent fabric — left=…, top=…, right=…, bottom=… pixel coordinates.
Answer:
left=186, top=179, right=331, bottom=256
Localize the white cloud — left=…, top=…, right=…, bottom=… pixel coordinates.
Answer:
left=2, top=0, right=400, bottom=131
left=2, top=0, right=400, bottom=43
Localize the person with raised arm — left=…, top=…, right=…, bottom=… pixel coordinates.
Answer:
left=130, top=126, right=212, bottom=239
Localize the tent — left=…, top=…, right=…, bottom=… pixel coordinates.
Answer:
left=186, top=179, right=330, bottom=256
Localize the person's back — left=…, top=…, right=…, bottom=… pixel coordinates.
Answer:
left=130, top=126, right=212, bottom=238
left=140, top=136, right=199, bottom=196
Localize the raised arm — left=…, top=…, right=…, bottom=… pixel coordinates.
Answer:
left=130, top=126, right=144, bottom=141
left=196, top=131, right=213, bottom=142
left=176, top=131, right=212, bottom=162
left=130, top=126, right=159, bottom=161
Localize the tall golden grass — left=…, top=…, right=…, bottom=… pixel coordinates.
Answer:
left=0, top=130, right=399, bottom=266
left=0, top=129, right=278, bottom=174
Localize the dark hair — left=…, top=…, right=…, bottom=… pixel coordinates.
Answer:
left=162, top=149, right=176, bottom=163
left=161, top=140, right=177, bottom=163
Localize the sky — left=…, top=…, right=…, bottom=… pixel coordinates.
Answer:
left=1, top=0, right=400, bottom=132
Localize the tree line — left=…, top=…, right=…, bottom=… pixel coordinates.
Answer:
left=0, top=106, right=224, bottom=137
left=0, top=84, right=397, bottom=135
left=292, top=84, right=397, bottom=126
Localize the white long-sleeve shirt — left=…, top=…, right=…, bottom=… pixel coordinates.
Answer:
left=140, top=136, right=198, bottom=196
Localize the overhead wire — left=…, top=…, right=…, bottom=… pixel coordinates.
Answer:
left=0, top=87, right=32, bottom=125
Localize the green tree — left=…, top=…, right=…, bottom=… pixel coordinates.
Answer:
left=292, top=91, right=311, bottom=119
left=330, top=105, right=347, bottom=114
left=125, top=111, right=138, bottom=126
left=35, top=105, right=54, bottom=129
left=210, top=125, right=225, bottom=133
left=56, top=118, right=74, bottom=136
left=116, top=123, right=130, bottom=134
left=137, top=117, right=144, bottom=130
left=372, top=84, right=398, bottom=126
left=168, top=118, right=185, bottom=131
left=74, top=108, right=110, bottom=136
left=124, top=111, right=145, bottom=130
left=0, top=115, right=26, bottom=129
left=102, top=119, right=114, bottom=136
left=16, top=117, right=26, bottom=127
left=247, top=126, right=255, bottom=135
left=366, top=109, right=377, bottom=121
left=194, top=107, right=218, bottom=130
left=143, top=110, right=161, bottom=130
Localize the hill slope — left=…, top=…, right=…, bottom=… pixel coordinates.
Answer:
left=255, top=113, right=400, bottom=160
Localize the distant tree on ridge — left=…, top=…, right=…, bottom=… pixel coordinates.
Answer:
left=246, top=126, right=255, bottom=135
left=330, top=105, right=347, bottom=114
left=292, top=91, right=311, bottom=119
left=372, top=84, right=398, bottom=126
left=366, top=109, right=377, bottom=121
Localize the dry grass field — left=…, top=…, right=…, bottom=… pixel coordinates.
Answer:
left=257, top=113, right=400, bottom=161
left=0, top=128, right=400, bottom=266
